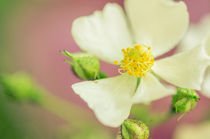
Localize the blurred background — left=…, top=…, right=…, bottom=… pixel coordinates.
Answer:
left=0, top=0, right=210, bottom=139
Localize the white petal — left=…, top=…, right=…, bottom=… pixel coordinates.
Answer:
left=201, top=35, right=210, bottom=97
left=174, top=122, right=210, bottom=139
left=125, top=0, right=189, bottom=57
left=178, top=14, right=210, bottom=52
left=153, top=44, right=210, bottom=90
left=72, top=3, right=133, bottom=64
left=72, top=74, right=137, bottom=127
left=132, top=73, right=175, bottom=104
left=202, top=67, right=210, bottom=97
left=203, top=32, right=210, bottom=57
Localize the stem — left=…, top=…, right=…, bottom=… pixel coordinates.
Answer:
left=134, top=77, right=141, bottom=93
left=39, top=91, right=99, bottom=129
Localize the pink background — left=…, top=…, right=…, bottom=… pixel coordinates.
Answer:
left=7, top=0, right=210, bottom=138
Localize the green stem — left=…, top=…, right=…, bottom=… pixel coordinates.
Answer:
left=39, top=91, right=99, bottom=129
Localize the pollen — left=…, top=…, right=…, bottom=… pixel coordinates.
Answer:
left=114, top=61, right=118, bottom=65
left=114, top=44, right=154, bottom=77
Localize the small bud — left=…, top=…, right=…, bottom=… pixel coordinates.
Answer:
left=61, top=50, right=107, bottom=80
left=172, top=88, right=199, bottom=113
left=121, top=119, right=149, bottom=139
left=0, top=72, right=42, bottom=103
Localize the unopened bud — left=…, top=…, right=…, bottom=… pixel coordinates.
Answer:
left=0, top=72, right=42, bottom=103
left=121, top=119, right=149, bottom=139
left=172, top=88, right=199, bottom=113
left=61, top=50, right=107, bottom=80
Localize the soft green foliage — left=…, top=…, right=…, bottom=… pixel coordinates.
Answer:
left=121, top=119, right=149, bottom=139
left=57, top=126, right=113, bottom=139
left=62, top=50, right=107, bottom=80
left=131, top=105, right=170, bottom=127
left=0, top=72, right=43, bottom=103
left=0, top=0, right=21, bottom=72
left=0, top=93, right=26, bottom=139
left=172, top=88, right=199, bottom=113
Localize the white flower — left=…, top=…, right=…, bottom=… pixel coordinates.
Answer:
left=173, top=122, right=210, bottom=139
left=177, top=14, right=210, bottom=97
left=177, top=14, right=210, bottom=52
left=71, top=0, right=209, bottom=127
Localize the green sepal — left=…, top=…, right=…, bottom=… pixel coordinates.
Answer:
left=172, top=88, right=199, bottom=113
left=121, top=119, right=149, bottom=139
left=97, top=71, right=107, bottom=79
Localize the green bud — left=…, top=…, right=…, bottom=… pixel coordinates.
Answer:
left=61, top=50, right=107, bottom=80
left=0, top=72, right=42, bottom=103
left=121, top=119, right=149, bottom=139
left=172, top=88, right=199, bottom=113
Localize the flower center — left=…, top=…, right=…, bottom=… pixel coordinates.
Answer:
left=114, top=44, right=154, bottom=77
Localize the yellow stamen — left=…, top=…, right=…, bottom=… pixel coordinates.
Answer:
left=114, top=61, right=118, bottom=65
left=115, top=44, right=154, bottom=77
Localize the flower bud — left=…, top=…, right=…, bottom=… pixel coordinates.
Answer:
left=0, top=72, right=42, bottom=103
left=121, top=119, right=149, bottom=139
left=61, top=50, right=107, bottom=80
left=172, top=88, right=199, bottom=113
